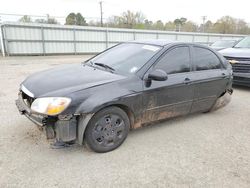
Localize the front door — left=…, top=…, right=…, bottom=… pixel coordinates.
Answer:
left=142, top=46, right=195, bottom=124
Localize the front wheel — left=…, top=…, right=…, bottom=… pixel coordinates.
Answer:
left=84, top=107, right=130, bottom=153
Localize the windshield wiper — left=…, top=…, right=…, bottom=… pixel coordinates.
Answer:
left=94, top=63, right=115, bottom=71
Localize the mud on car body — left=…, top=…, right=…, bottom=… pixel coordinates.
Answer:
left=16, top=40, right=233, bottom=153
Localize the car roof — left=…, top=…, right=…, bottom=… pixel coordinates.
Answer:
left=127, top=39, right=201, bottom=47
left=128, top=39, right=182, bottom=47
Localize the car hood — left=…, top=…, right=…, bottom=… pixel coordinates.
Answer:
left=219, top=48, right=250, bottom=58
left=21, top=64, right=126, bottom=97
left=211, top=46, right=226, bottom=51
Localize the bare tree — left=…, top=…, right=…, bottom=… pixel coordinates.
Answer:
left=19, top=15, right=32, bottom=23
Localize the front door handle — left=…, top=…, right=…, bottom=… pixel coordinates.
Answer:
left=183, top=77, right=191, bottom=84
left=221, top=73, right=227, bottom=78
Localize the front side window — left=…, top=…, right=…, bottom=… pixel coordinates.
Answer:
left=193, top=47, right=221, bottom=71
left=154, top=46, right=190, bottom=74
left=89, top=43, right=161, bottom=74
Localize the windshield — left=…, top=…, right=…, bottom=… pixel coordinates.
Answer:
left=234, top=37, right=250, bottom=48
left=211, top=40, right=236, bottom=47
left=88, top=43, right=161, bottom=74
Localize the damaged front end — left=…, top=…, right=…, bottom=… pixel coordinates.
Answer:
left=15, top=90, right=78, bottom=145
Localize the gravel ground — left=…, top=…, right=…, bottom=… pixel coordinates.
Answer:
left=0, top=55, right=250, bottom=188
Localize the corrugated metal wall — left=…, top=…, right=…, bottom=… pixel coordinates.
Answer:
left=0, top=22, right=246, bottom=56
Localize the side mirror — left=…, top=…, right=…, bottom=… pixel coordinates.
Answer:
left=148, top=69, right=168, bottom=81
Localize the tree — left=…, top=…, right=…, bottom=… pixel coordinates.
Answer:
left=121, top=10, right=145, bottom=28
left=35, top=19, right=48, bottom=24
left=153, top=20, right=164, bottom=30
left=235, top=19, right=249, bottom=34
left=105, top=11, right=145, bottom=29
left=174, top=17, right=187, bottom=31
left=144, top=19, right=153, bottom=29
left=90, top=11, right=250, bottom=34
left=19, top=15, right=32, bottom=23
left=65, top=13, right=87, bottom=26
left=47, top=18, right=59, bottom=24
left=35, top=15, right=59, bottom=24
left=165, top=21, right=175, bottom=31
left=76, top=13, right=87, bottom=26
left=65, top=13, right=76, bottom=25
left=182, top=21, right=198, bottom=32
left=204, top=20, right=213, bottom=32
left=213, top=16, right=236, bottom=34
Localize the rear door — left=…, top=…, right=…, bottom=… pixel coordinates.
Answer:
left=190, top=46, right=229, bottom=113
left=142, top=45, right=195, bottom=123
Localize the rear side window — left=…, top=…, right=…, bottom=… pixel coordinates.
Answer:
left=155, top=46, right=190, bottom=74
left=193, top=47, right=221, bottom=71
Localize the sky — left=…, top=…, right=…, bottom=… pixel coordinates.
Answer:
left=1, top=0, right=250, bottom=24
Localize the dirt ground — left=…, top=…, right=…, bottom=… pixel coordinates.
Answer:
left=0, top=55, right=250, bottom=188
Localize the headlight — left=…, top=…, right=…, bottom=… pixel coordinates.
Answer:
left=31, top=97, right=71, bottom=116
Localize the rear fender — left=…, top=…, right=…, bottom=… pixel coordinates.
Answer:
left=210, top=90, right=233, bottom=111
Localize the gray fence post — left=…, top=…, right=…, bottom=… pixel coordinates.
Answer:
left=207, top=35, right=210, bottom=45
left=41, top=26, right=45, bottom=56
left=192, top=34, right=195, bottom=42
left=3, top=25, right=9, bottom=56
left=133, top=32, right=136, bottom=40
left=73, top=27, right=76, bottom=54
left=0, top=24, right=5, bottom=57
left=105, top=27, right=109, bottom=49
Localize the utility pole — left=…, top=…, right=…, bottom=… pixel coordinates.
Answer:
left=202, top=16, right=207, bottom=32
left=99, top=1, right=103, bottom=27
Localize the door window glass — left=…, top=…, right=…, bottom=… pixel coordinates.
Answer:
left=155, top=47, right=190, bottom=74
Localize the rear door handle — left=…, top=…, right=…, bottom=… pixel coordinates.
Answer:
left=183, top=77, right=191, bottom=84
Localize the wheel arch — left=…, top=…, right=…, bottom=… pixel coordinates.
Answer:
left=93, top=103, right=135, bottom=129
left=77, top=103, right=135, bottom=145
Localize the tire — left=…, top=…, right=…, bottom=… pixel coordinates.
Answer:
left=84, top=106, right=130, bottom=153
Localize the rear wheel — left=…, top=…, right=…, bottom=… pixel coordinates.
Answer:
left=84, top=107, right=130, bottom=153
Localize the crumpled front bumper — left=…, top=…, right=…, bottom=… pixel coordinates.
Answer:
left=15, top=92, right=45, bottom=126
left=15, top=93, right=77, bottom=142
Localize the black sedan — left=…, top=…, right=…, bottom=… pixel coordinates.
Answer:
left=16, top=40, right=233, bottom=153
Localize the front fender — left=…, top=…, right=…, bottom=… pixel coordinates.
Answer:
left=75, top=87, right=141, bottom=114
left=77, top=114, right=94, bottom=145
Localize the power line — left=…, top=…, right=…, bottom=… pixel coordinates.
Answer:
left=0, top=13, right=64, bottom=18
left=0, top=13, right=108, bottom=21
